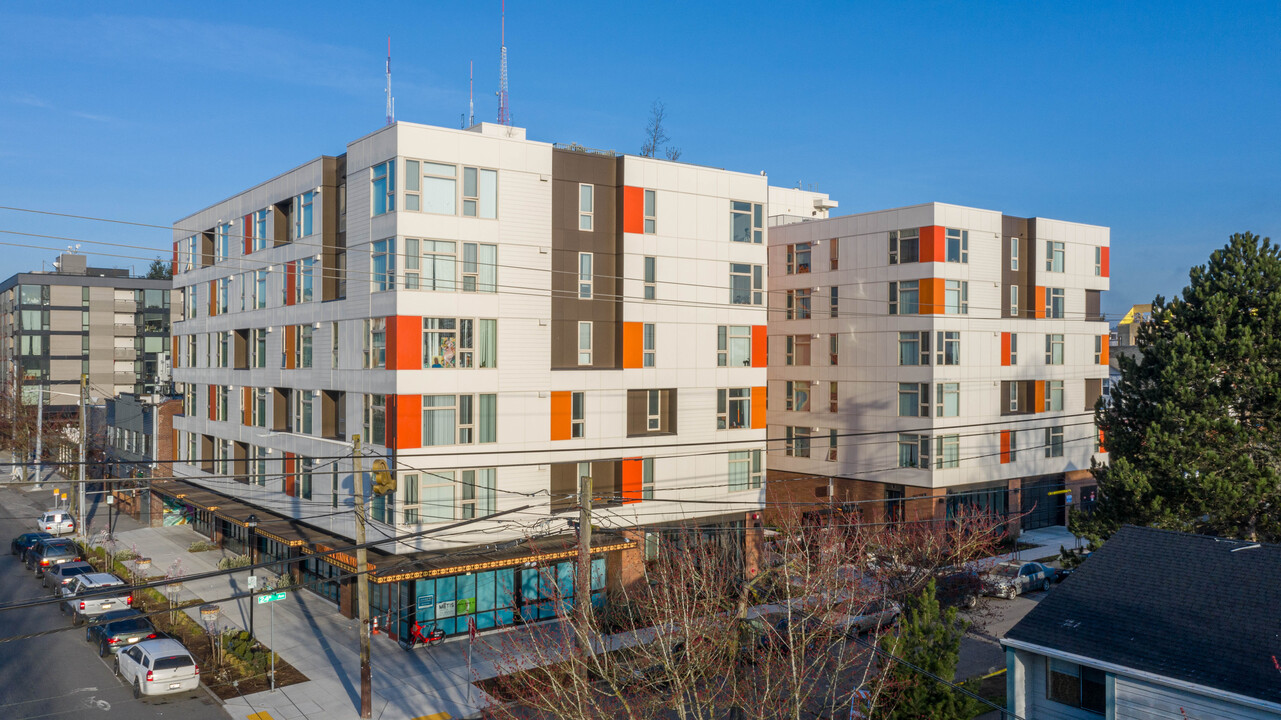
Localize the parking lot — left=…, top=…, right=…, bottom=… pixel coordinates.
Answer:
left=0, top=482, right=228, bottom=720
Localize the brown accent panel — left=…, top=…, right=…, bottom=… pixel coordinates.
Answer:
left=200, top=231, right=215, bottom=267
left=242, top=387, right=252, bottom=426
left=550, top=463, right=576, bottom=512
left=626, top=389, right=677, bottom=436
left=1002, top=215, right=1031, bottom=318
left=1000, top=380, right=1034, bottom=416
left=272, top=201, right=290, bottom=247
left=1085, top=290, right=1102, bottom=322
left=284, top=326, right=296, bottom=370
left=200, top=435, right=214, bottom=473
left=321, top=390, right=340, bottom=439
left=233, top=441, right=248, bottom=483
left=548, top=460, right=621, bottom=509
left=322, top=155, right=346, bottom=302
left=272, top=387, right=288, bottom=431
left=1085, top=378, right=1103, bottom=411
left=550, top=149, right=621, bottom=370
left=550, top=391, right=572, bottom=441
left=234, top=329, right=248, bottom=369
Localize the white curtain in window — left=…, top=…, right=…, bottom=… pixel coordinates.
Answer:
left=422, top=471, right=454, bottom=521
left=478, top=394, right=497, bottom=443
left=478, top=319, right=497, bottom=368
left=423, top=396, right=456, bottom=446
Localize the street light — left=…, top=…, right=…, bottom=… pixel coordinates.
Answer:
left=246, top=513, right=259, bottom=642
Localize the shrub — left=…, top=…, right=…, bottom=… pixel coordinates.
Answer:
left=217, top=554, right=252, bottom=570
left=113, top=548, right=139, bottom=562
left=188, top=540, right=218, bottom=553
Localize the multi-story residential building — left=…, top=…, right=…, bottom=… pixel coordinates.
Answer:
left=767, top=203, right=1110, bottom=532
left=103, top=392, right=181, bottom=524
left=0, top=253, right=174, bottom=412
left=166, top=120, right=832, bottom=639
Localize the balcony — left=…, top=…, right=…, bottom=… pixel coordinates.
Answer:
left=113, top=347, right=136, bottom=361
left=113, top=323, right=136, bottom=337
left=114, top=300, right=137, bottom=313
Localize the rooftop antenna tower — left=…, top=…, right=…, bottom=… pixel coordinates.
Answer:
left=385, top=36, right=395, bottom=126
left=497, top=1, right=510, bottom=125
left=469, top=60, right=475, bottom=127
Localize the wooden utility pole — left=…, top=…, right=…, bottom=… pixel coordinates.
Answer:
left=576, top=471, right=592, bottom=643
left=352, top=435, right=372, bottom=718
left=76, top=374, right=87, bottom=533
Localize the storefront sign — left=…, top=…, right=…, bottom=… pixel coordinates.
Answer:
left=456, top=597, right=476, bottom=614
left=436, top=599, right=456, bottom=618
left=416, top=594, right=435, bottom=612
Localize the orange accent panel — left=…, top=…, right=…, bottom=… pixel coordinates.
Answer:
left=621, top=457, right=643, bottom=504
left=171, top=241, right=179, bottom=277
left=622, top=322, right=643, bottom=369
left=622, top=186, right=644, bottom=235
left=208, top=385, right=216, bottom=421
left=751, top=386, right=767, bottom=429
left=392, top=394, right=422, bottom=450
left=550, top=391, right=572, bottom=441
left=385, top=316, right=423, bottom=371
left=1034, top=381, right=1046, bottom=413
left=1100, top=336, right=1110, bottom=365
left=1098, top=429, right=1106, bottom=453
left=919, top=277, right=945, bottom=315
left=1100, top=247, right=1110, bottom=277
left=919, top=226, right=945, bottom=263
left=172, top=337, right=179, bottom=367
left=284, top=326, right=296, bottom=369
left=751, top=326, right=767, bottom=367
left=1000, top=332, right=1011, bottom=367
left=283, top=452, right=297, bottom=497
left=208, top=281, right=217, bottom=316
left=999, top=431, right=1011, bottom=464
left=242, top=387, right=252, bottom=426
left=1034, top=286, right=1046, bottom=319
left=285, top=261, right=296, bottom=306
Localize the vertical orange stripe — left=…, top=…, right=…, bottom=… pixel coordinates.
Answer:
left=171, top=241, right=179, bottom=277
left=919, top=277, right=945, bottom=315
left=285, top=326, right=296, bottom=369
left=1101, top=336, right=1110, bottom=365
left=550, top=391, right=572, bottom=441
left=1101, top=247, right=1110, bottom=277
left=622, top=322, right=643, bottom=369
left=621, top=457, right=643, bottom=504
left=751, top=386, right=767, bottom=429
left=1098, top=429, right=1106, bottom=453
left=284, top=452, right=297, bottom=496
left=392, top=394, right=422, bottom=449
left=1000, top=430, right=1010, bottom=464
left=1000, top=332, right=1011, bottom=367
left=208, top=385, right=216, bottom=421
left=285, top=261, right=296, bottom=306
left=243, top=387, right=252, bottom=426
left=1034, top=381, right=1046, bottom=413
left=243, top=215, right=253, bottom=255
left=1034, top=286, right=1046, bottom=319
left=208, top=281, right=216, bottom=316
left=622, top=186, right=644, bottom=234
left=385, top=316, right=423, bottom=371
left=919, top=226, right=945, bottom=262
left=751, top=326, right=767, bottom=367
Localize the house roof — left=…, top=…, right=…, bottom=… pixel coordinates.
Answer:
left=1004, top=525, right=1281, bottom=705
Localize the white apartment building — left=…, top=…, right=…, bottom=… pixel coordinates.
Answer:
left=167, top=120, right=832, bottom=638
left=767, top=203, right=1110, bottom=530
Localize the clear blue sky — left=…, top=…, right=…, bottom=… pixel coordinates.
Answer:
left=1, top=1, right=1277, bottom=317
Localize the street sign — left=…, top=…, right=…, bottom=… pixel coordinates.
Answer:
left=256, top=591, right=287, bottom=604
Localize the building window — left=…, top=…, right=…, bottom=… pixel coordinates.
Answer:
left=418, top=471, right=455, bottom=522
left=889, top=228, right=919, bottom=264
left=459, top=468, right=497, bottom=518
left=643, top=323, right=655, bottom=367
left=899, top=331, right=930, bottom=366
left=641, top=458, right=655, bottom=499
left=578, top=321, right=592, bottom=365
left=1047, top=659, right=1105, bottom=714
left=1046, top=334, right=1065, bottom=365
left=898, top=382, right=929, bottom=417
left=785, top=381, right=811, bottom=412
left=216, top=332, right=230, bottom=368
left=299, top=457, right=314, bottom=500
left=898, top=434, right=929, bottom=468
left=829, top=334, right=839, bottom=365
left=787, top=243, right=811, bottom=274
left=294, top=390, right=313, bottom=435
left=372, top=238, right=395, bottom=291
left=253, top=210, right=269, bottom=252
left=644, top=189, right=657, bottom=234
left=829, top=381, right=838, bottom=412
left=936, top=383, right=959, bottom=418
left=331, top=322, right=340, bottom=368
left=1010, top=333, right=1019, bottom=365
left=252, top=387, right=269, bottom=428
left=786, top=289, right=811, bottom=320
left=363, top=394, right=386, bottom=445
left=462, top=166, right=498, bottom=218
left=251, top=328, right=267, bottom=369
left=578, top=252, right=593, bottom=299
left=297, top=257, right=315, bottom=302
left=785, top=334, right=811, bottom=366
left=646, top=390, right=662, bottom=431
left=298, top=325, right=314, bottom=368
left=579, top=184, right=594, bottom=231
left=717, top=388, right=751, bottom=429
left=364, top=318, right=386, bottom=369
left=1045, top=380, right=1064, bottom=411
left=421, top=394, right=497, bottom=446
left=936, top=331, right=960, bottom=365
left=1045, top=426, right=1064, bottom=457
left=1008, top=431, right=1018, bottom=461
left=571, top=392, right=585, bottom=438
left=945, top=280, right=968, bottom=314
left=889, top=280, right=919, bottom=315
left=293, top=191, right=315, bottom=239
left=372, top=160, right=395, bottom=216
left=728, top=449, right=763, bottom=491
left=417, top=161, right=457, bottom=214
left=784, top=427, right=811, bottom=458
left=830, top=286, right=839, bottom=318
left=1094, top=247, right=1103, bottom=276
left=1046, top=287, right=1065, bottom=319
left=1009, top=382, right=1020, bottom=413
left=730, top=263, right=764, bottom=305
left=1011, top=240, right=1020, bottom=270
left=830, top=239, right=839, bottom=270
left=252, top=446, right=270, bottom=486
left=946, top=228, right=968, bottom=263
left=216, top=221, right=233, bottom=261
left=215, top=386, right=228, bottom=422
left=1045, top=240, right=1065, bottom=273
left=1094, top=335, right=1104, bottom=364
left=935, top=434, right=959, bottom=469
left=1010, top=285, right=1019, bottom=317
left=717, top=325, right=751, bottom=367
left=643, top=256, right=657, bottom=300
left=253, top=270, right=268, bottom=309
left=731, top=201, right=763, bottom=243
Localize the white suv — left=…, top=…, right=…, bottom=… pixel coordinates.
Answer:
left=37, top=510, right=75, bottom=536
left=115, top=638, right=200, bottom=698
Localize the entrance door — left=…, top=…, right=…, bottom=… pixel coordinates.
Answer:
left=1021, top=475, right=1065, bottom=530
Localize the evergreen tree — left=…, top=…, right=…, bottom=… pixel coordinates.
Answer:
left=879, top=580, right=983, bottom=720
left=1078, top=232, right=1281, bottom=542
left=144, top=257, right=170, bottom=280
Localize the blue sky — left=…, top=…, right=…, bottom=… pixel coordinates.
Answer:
left=1, top=1, right=1277, bottom=317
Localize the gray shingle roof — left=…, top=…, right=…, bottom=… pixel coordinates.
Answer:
left=1004, top=525, right=1281, bottom=705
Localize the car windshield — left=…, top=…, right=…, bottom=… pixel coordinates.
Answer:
left=991, top=566, right=1019, bottom=579
left=107, top=618, right=152, bottom=634
left=60, top=565, right=91, bottom=577
left=153, top=655, right=194, bottom=670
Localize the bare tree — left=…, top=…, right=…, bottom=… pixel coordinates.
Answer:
left=641, top=100, right=681, bottom=162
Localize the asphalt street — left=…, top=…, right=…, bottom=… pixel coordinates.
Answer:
left=0, top=481, right=228, bottom=720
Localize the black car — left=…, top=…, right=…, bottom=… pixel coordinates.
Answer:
left=11, top=532, right=52, bottom=562
left=26, top=538, right=82, bottom=576
left=935, top=568, right=983, bottom=609
left=85, top=609, right=158, bottom=656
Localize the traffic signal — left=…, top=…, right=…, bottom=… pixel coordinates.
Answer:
left=371, top=459, right=397, bottom=496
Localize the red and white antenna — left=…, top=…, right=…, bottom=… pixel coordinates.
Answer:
left=385, top=36, right=395, bottom=126
left=497, top=1, right=510, bottom=125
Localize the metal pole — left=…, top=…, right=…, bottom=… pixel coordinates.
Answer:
left=353, top=435, right=372, bottom=718
left=34, top=382, right=43, bottom=487
left=270, top=596, right=276, bottom=692
left=77, top=374, right=86, bottom=534
left=576, top=472, right=592, bottom=649
left=247, top=515, right=258, bottom=641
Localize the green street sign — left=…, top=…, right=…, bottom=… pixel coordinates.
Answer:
left=257, top=591, right=287, bottom=604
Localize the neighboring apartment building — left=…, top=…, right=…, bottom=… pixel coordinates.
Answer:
left=767, top=203, right=1110, bottom=530
left=103, top=393, right=181, bottom=523
left=0, top=253, right=174, bottom=413
left=166, top=120, right=832, bottom=639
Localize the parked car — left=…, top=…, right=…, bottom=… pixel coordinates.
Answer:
left=114, top=638, right=200, bottom=698
left=27, top=538, right=83, bottom=576
left=60, top=573, right=132, bottom=625
left=935, top=567, right=984, bottom=609
left=983, top=562, right=1058, bottom=599
left=36, top=510, right=75, bottom=536
left=842, top=598, right=902, bottom=634
left=86, top=609, right=158, bottom=656
left=43, top=560, right=94, bottom=592
left=11, top=532, right=52, bottom=561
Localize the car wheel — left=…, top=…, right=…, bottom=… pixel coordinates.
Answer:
left=133, top=680, right=142, bottom=699
left=98, top=639, right=108, bottom=657
left=112, top=658, right=120, bottom=677
left=964, top=594, right=978, bottom=609
left=1004, top=586, right=1016, bottom=600
left=1041, top=579, right=1051, bottom=592
left=72, top=612, right=84, bottom=627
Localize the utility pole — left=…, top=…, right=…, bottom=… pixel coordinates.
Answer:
left=352, top=435, right=372, bottom=718
left=76, top=374, right=87, bottom=533
left=576, top=470, right=592, bottom=646
left=34, top=381, right=43, bottom=487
